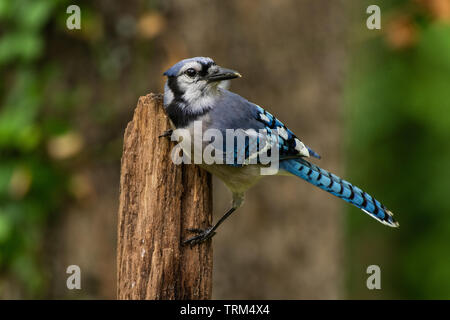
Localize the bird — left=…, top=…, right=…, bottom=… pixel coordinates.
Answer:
left=162, top=56, right=399, bottom=246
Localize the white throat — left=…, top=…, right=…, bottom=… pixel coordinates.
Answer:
left=182, top=84, right=219, bottom=113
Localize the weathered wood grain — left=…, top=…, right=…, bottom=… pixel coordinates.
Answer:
left=117, top=93, right=213, bottom=300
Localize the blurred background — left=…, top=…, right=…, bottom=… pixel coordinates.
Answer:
left=0, top=0, right=449, bottom=299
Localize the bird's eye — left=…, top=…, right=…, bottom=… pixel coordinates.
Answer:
left=185, top=68, right=197, bottom=77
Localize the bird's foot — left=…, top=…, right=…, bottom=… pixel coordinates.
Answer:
left=183, top=227, right=216, bottom=246
left=158, top=129, right=173, bottom=139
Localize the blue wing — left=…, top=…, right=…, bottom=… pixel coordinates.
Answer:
left=209, top=99, right=320, bottom=167
left=252, top=104, right=321, bottom=160
left=204, top=90, right=320, bottom=167
left=224, top=104, right=321, bottom=167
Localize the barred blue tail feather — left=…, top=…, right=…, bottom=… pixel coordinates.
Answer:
left=280, top=158, right=399, bottom=227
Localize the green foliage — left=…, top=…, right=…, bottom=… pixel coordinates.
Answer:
left=0, top=0, right=153, bottom=298
left=0, top=0, right=70, bottom=297
left=346, top=1, right=450, bottom=299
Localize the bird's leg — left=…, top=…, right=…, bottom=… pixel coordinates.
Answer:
left=183, top=192, right=244, bottom=246
left=158, top=129, right=173, bottom=138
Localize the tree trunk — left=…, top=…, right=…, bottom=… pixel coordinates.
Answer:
left=117, top=93, right=213, bottom=300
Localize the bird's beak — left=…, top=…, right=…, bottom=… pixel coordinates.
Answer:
left=206, top=67, right=242, bottom=82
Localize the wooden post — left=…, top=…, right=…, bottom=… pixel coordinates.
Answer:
left=117, top=93, right=213, bottom=300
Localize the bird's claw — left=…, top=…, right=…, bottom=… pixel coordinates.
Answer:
left=183, top=227, right=216, bottom=246
left=158, top=129, right=173, bottom=139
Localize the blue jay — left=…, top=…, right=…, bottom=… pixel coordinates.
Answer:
left=162, top=57, right=399, bottom=245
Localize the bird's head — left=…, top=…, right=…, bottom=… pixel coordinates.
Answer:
left=163, top=57, right=241, bottom=112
